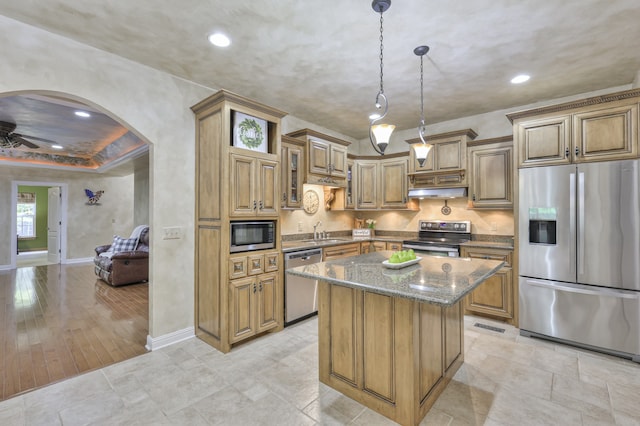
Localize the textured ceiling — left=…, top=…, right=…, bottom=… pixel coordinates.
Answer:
left=0, top=0, right=639, bottom=160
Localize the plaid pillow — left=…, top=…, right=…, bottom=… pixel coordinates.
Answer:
left=111, top=235, right=138, bottom=253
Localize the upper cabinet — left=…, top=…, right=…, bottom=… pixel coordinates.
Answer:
left=230, top=150, right=280, bottom=217
left=467, top=136, right=513, bottom=209
left=351, top=154, right=416, bottom=210
left=280, top=135, right=305, bottom=209
left=406, top=129, right=478, bottom=188
left=508, top=89, right=640, bottom=168
left=286, top=129, right=351, bottom=187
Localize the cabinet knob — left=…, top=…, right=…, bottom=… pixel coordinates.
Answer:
left=259, top=283, right=263, bottom=292
left=259, top=201, right=264, bottom=210
left=565, top=148, right=569, bottom=158
left=575, top=147, right=580, bottom=156
left=282, top=192, right=287, bottom=202
left=253, top=200, right=257, bottom=210
left=253, top=283, right=257, bottom=293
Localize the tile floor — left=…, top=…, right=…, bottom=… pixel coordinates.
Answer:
left=0, top=315, right=639, bottom=425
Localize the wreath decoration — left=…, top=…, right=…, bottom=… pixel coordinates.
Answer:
left=238, top=118, right=264, bottom=149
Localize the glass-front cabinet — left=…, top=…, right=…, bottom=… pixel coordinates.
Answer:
left=281, top=135, right=306, bottom=209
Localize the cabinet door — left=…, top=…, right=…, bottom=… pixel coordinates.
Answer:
left=229, top=153, right=257, bottom=216
left=330, top=144, right=348, bottom=178
left=282, top=144, right=304, bottom=208
left=516, top=115, right=571, bottom=167
left=256, top=158, right=279, bottom=216
left=380, top=158, right=408, bottom=209
left=264, top=252, right=279, bottom=272
left=468, top=142, right=513, bottom=209
left=344, top=160, right=355, bottom=209
left=465, top=269, right=513, bottom=320
left=435, top=140, right=465, bottom=171
left=308, top=139, right=331, bottom=176
left=256, top=272, right=279, bottom=332
left=323, top=243, right=361, bottom=261
left=229, top=277, right=256, bottom=343
left=356, top=161, right=378, bottom=209
left=461, top=246, right=514, bottom=321
left=386, top=241, right=402, bottom=251
left=573, top=103, right=638, bottom=163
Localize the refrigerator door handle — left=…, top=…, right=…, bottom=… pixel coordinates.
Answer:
left=569, top=172, right=577, bottom=274
left=525, top=279, right=639, bottom=299
left=578, top=171, right=585, bottom=276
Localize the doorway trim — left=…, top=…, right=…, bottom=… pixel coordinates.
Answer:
left=11, top=180, right=68, bottom=269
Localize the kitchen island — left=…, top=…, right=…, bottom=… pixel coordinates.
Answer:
left=286, top=251, right=504, bottom=426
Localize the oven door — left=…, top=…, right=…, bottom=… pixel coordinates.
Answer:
left=402, top=243, right=459, bottom=257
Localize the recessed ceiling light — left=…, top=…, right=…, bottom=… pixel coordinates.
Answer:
left=208, top=32, right=231, bottom=47
left=511, top=74, right=530, bottom=84
left=51, top=145, right=63, bottom=150
left=75, top=111, right=91, bottom=118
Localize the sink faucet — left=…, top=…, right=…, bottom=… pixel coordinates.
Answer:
left=313, top=221, right=322, bottom=240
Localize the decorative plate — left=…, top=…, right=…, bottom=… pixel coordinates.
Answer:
left=303, top=190, right=319, bottom=214
left=382, top=256, right=422, bottom=269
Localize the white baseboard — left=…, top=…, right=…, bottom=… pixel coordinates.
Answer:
left=65, top=257, right=94, bottom=264
left=146, top=327, right=195, bottom=351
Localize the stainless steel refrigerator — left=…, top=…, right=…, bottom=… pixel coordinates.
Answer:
left=519, top=159, right=640, bottom=362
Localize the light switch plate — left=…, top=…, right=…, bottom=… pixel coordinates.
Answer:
left=163, top=226, right=183, bottom=240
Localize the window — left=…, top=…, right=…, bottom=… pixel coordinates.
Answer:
left=17, top=192, right=36, bottom=239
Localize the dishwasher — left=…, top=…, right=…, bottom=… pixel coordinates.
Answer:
left=284, top=248, right=322, bottom=326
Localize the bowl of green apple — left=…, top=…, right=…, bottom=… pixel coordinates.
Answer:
left=382, top=249, right=422, bottom=269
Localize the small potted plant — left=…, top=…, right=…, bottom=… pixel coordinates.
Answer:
left=366, top=219, right=376, bottom=237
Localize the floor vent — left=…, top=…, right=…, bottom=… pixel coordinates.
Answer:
left=474, top=323, right=505, bottom=333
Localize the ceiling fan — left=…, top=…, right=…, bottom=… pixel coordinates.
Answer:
left=0, top=120, right=58, bottom=149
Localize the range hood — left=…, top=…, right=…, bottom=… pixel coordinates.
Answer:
left=408, top=187, right=468, bottom=199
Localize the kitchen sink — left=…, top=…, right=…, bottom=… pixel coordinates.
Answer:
left=299, top=238, right=350, bottom=244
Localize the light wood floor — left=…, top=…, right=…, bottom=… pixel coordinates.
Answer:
left=0, top=262, right=148, bottom=401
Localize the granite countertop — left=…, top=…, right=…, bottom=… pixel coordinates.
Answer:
left=286, top=251, right=504, bottom=306
left=282, top=236, right=403, bottom=253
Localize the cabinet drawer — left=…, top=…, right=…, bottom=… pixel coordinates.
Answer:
left=229, top=256, right=248, bottom=279
left=264, top=252, right=279, bottom=272
left=248, top=254, right=265, bottom=275
left=323, top=243, right=361, bottom=260
left=461, top=247, right=512, bottom=267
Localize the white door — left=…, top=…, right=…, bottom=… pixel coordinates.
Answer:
left=47, top=187, right=61, bottom=263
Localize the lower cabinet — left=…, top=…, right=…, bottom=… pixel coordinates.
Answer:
left=360, top=240, right=386, bottom=254
left=323, top=242, right=361, bottom=261
left=229, top=252, right=280, bottom=344
left=461, top=245, right=514, bottom=324
left=386, top=241, right=402, bottom=251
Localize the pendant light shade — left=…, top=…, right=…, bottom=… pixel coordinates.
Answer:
left=369, top=0, right=394, bottom=155
left=413, top=45, right=432, bottom=167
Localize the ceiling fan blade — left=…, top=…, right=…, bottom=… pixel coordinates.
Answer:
left=10, top=135, right=39, bottom=149
left=13, top=133, right=57, bottom=144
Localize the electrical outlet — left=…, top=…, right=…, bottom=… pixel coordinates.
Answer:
left=163, top=226, right=183, bottom=240
left=297, top=222, right=303, bottom=232
left=490, top=222, right=497, bottom=232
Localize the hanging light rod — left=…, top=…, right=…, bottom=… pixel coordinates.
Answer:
left=413, top=44, right=433, bottom=167
left=369, top=0, right=395, bottom=155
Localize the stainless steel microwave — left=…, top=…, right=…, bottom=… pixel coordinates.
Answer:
left=230, top=221, right=276, bottom=253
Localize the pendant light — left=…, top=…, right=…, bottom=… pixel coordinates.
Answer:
left=413, top=45, right=432, bottom=167
left=369, top=0, right=395, bottom=155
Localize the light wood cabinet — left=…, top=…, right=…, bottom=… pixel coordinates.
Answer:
left=344, top=159, right=355, bottom=209
left=509, top=89, right=640, bottom=168
left=229, top=271, right=278, bottom=343
left=286, top=128, right=351, bottom=186
left=380, top=157, right=409, bottom=209
left=360, top=240, right=386, bottom=254
left=461, top=245, right=514, bottom=324
left=386, top=241, right=402, bottom=251
left=407, top=129, right=478, bottom=188
left=323, top=242, right=361, bottom=261
left=318, top=281, right=464, bottom=425
left=192, top=90, right=285, bottom=353
left=280, top=135, right=305, bottom=209
left=356, top=160, right=378, bottom=209
left=467, top=136, right=513, bottom=209
left=230, top=150, right=279, bottom=218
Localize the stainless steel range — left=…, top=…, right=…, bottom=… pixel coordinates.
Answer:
left=403, top=220, right=471, bottom=257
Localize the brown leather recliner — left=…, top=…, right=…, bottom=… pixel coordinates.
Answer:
left=94, top=227, right=149, bottom=286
